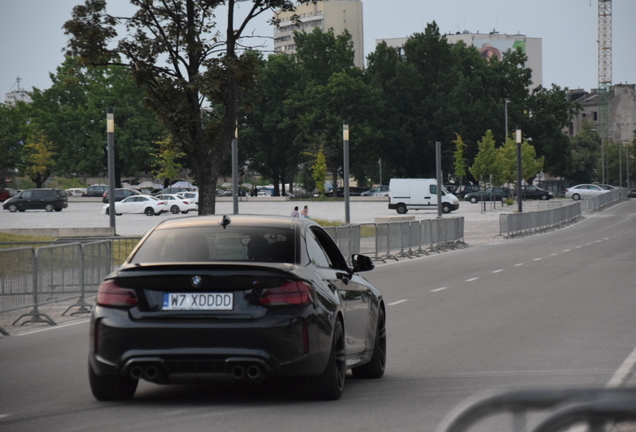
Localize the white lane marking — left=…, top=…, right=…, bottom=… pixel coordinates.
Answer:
left=575, top=246, right=582, bottom=249
left=607, top=345, right=636, bottom=387
left=14, top=319, right=89, bottom=337
left=388, top=299, right=409, bottom=306
left=431, top=287, right=447, bottom=293
left=466, top=277, right=479, bottom=282
left=533, top=258, right=542, bottom=261
left=550, top=253, right=558, bottom=256
left=515, top=263, right=524, bottom=267
left=492, top=269, right=504, bottom=274
left=563, top=249, right=571, bottom=252
left=0, top=414, right=9, bottom=420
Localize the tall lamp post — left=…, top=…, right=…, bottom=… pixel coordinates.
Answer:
left=504, top=99, right=509, bottom=142
left=107, top=107, right=116, bottom=233
left=516, top=126, right=523, bottom=213
left=232, top=123, right=239, bottom=214
left=343, top=120, right=350, bottom=224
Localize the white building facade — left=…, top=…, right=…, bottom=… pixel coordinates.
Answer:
left=378, top=31, right=543, bottom=90
left=274, top=0, right=364, bottom=69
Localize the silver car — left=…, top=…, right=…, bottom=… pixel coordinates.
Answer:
left=565, top=184, right=608, bottom=200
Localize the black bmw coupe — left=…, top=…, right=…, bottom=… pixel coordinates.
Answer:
left=89, top=214, right=386, bottom=401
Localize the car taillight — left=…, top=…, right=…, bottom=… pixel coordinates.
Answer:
left=259, top=281, right=313, bottom=306
left=96, top=280, right=138, bottom=308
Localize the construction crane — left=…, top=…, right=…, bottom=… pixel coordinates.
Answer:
left=598, top=0, right=612, bottom=184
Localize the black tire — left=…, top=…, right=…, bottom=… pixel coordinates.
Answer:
left=540, top=194, right=548, bottom=200
left=145, top=207, right=154, bottom=216
left=45, top=203, right=54, bottom=212
left=469, top=196, right=478, bottom=204
left=396, top=203, right=407, bottom=214
left=303, top=319, right=346, bottom=400
left=442, top=204, right=451, bottom=214
left=170, top=205, right=180, bottom=214
left=8, top=204, right=17, bottom=213
left=352, top=308, right=386, bottom=379
left=88, top=362, right=137, bottom=401
left=572, top=193, right=581, bottom=200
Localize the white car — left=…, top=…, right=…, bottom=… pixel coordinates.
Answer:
left=66, top=188, right=87, bottom=197
left=102, top=195, right=167, bottom=216
left=565, top=184, right=608, bottom=200
left=155, top=194, right=198, bottom=214
left=175, top=191, right=199, bottom=204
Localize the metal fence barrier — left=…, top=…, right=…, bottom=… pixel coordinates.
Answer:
left=0, top=222, right=464, bottom=334
left=500, top=190, right=628, bottom=239
left=435, top=387, right=636, bottom=432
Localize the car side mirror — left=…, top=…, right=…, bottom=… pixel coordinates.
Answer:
left=351, top=254, right=374, bottom=273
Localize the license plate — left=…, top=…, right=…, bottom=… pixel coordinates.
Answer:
left=162, top=293, right=233, bottom=311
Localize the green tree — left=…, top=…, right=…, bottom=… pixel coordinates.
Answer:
left=453, top=134, right=467, bottom=183
left=152, top=136, right=185, bottom=187
left=312, top=146, right=327, bottom=195
left=567, top=119, right=600, bottom=183
left=470, top=130, right=503, bottom=185
left=0, top=101, right=30, bottom=186
left=21, top=131, right=57, bottom=188
left=29, top=57, right=164, bottom=184
left=64, top=0, right=312, bottom=215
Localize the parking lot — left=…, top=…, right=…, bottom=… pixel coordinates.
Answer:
left=0, top=197, right=560, bottom=246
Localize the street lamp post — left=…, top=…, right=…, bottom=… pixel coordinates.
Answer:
left=232, top=124, right=239, bottom=214
left=516, top=126, right=523, bottom=213
left=504, top=99, right=509, bottom=142
left=343, top=120, right=350, bottom=224
left=107, top=107, right=116, bottom=233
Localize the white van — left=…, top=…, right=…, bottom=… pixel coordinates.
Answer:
left=388, top=178, right=460, bottom=214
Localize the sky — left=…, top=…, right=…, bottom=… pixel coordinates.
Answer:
left=1, top=0, right=635, bottom=102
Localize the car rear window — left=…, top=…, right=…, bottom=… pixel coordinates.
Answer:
left=130, top=226, right=297, bottom=264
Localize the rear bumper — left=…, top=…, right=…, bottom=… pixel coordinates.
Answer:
left=89, top=306, right=331, bottom=382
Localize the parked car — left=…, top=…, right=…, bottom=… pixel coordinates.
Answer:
left=83, top=185, right=108, bottom=197
left=3, top=188, right=68, bottom=212
left=628, top=188, right=636, bottom=198
left=101, top=195, right=167, bottom=216
left=102, top=188, right=141, bottom=203
left=156, top=187, right=192, bottom=196
left=597, top=184, right=617, bottom=190
left=361, top=185, right=389, bottom=196
left=512, top=185, right=554, bottom=200
left=155, top=193, right=197, bottom=214
left=565, top=184, right=608, bottom=200
left=388, top=178, right=459, bottom=214
left=0, top=188, right=17, bottom=201
left=325, top=187, right=367, bottom=197
left=65, top=188, right=87, bottom=197
left=176, top=191, right=199, bottom=203
left=464, top=187, right=510, bottom=203
left=87, top=215, right=386, bottom=401
left=453, top=184, right=481, bottom=200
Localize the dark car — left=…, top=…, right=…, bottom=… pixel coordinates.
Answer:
left=102, top=188, right=141, bottom=203
left=628, top=188, right=636, bottom=198
left=453, top=184, right=481, bottom=199
left=88, top=215, right=386, bottom=401
left=2, top=188, right=68, bottom=212
left=464, top=187, right=510, bottom=203
left=83, top=185, right=108, bottom=197
left=513, top=185, right=554, bottom=200
left=325, top=187, right=367, bottom=197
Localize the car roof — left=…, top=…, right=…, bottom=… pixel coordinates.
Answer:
left=150, top=214, right=315, bottom=232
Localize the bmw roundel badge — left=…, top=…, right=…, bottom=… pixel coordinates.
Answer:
left=191, top=275, right=202, bottom=287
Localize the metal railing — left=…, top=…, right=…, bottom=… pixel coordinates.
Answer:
left=499, top=190, right=628, bottom=239
left=0, top=221, right=464, bottom=335
left=436, top=387, right=636, bottom=432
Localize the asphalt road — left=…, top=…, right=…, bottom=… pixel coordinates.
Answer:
left=1, top=200, right=635, bottom=431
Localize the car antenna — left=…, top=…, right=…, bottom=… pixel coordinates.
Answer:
left=219, top=215, right=231, bottom=229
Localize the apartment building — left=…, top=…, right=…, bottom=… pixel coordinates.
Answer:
left=273, top=0, right=364, bottom=69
